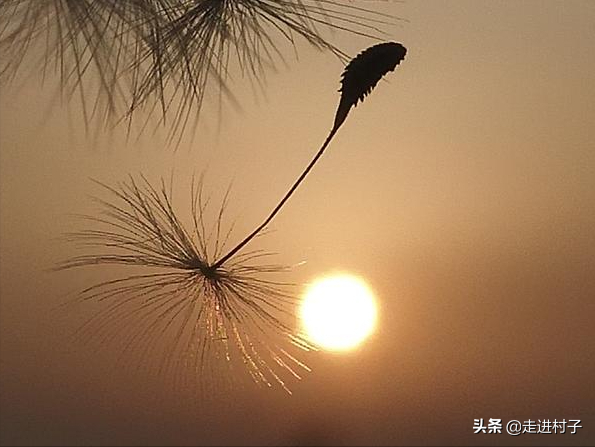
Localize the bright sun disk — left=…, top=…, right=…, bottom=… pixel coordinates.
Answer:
left=300, top=274, right=377, bottom=351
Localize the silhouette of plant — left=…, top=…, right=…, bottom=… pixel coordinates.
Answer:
left=214, top=42, right=406, bottom=267
left=0, top=0, right=400, bottom=143
left=60, top=42, right=407, bottom=392
left=59, top=175, right=313, bottom=393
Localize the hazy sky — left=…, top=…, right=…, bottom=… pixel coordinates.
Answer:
left=1, top=1, right=594, bottom=445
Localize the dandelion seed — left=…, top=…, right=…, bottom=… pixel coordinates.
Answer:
left=214, top=41, right=407, bottom=267
left=0, top=0, right=402, bottom=143
left=60, top=175, right=313, bottom=393
left=333, top=41, right=407, bottom=133
left=61, top=42, right=406, bottom=392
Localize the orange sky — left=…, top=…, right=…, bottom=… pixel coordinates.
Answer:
left=1, top=1, right=594, bottom=445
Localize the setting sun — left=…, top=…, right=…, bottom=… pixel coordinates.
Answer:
left=300, top=274, right=378, bottom=351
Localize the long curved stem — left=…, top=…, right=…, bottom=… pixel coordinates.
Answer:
left=213, top=126, right=340, bottom=269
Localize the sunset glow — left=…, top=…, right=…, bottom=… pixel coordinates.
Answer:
left=300, top=274, right=377, bottom=351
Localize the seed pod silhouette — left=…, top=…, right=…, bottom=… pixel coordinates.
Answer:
left=332, top=42, right=407, bottom=133
left=61, top=42, right=408, bottom=394
left=214, top=42, right=407, bottom=268
left=0, top=1, right=401, bottom=145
